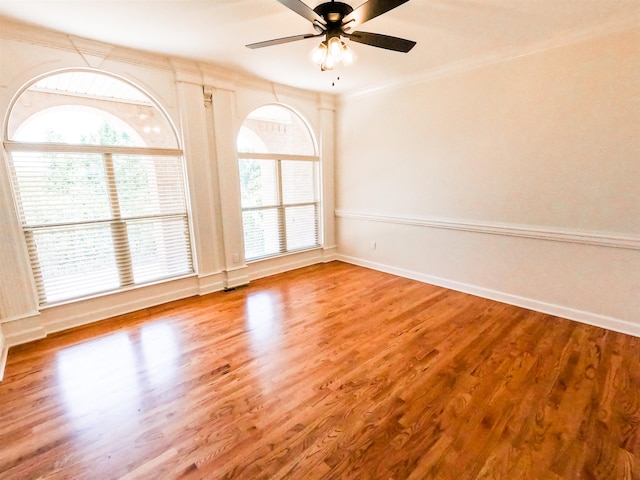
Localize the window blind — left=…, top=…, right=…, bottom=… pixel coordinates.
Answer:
left=7, top=148, right=193, bottom=305
left=239, top=157, right=319, bottom=261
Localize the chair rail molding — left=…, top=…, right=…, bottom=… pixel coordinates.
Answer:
left=335, top=210, right=640, bottom=251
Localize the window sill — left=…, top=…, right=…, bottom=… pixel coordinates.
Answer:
left=245, top=246, right=323, bottom=264
left=39, top=272, right=197, bottom=310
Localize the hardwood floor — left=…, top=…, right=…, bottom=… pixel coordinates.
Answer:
left=0, top=261, right=638, bottom=479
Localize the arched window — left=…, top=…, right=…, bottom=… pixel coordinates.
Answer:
left=4, top=70, right=193, bottom=305
left=237, top=105, right=320, bottom=261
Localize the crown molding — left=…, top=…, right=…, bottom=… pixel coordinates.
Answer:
left=0, top=16, right=335, bottom=103
left=0, top=16, right=174, bottom=71
left=343, top=15, right=638, bottom=100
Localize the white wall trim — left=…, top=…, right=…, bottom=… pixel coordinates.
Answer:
left=0, top=330, right=7, bottom=381
left=247, top=248, right=330, bottom=282
left=322, top=246, right=338, bottom=263
left=198, top=272, right=225, bottom=295
left=225, top=267, right=251, bottom=290
left=4, top=325, right=47, bottom=348
left=0, top=310, right=42, bottom=325
left=337, top=254, right=640, bottom=338
left=2, top=311, right=47, bottom=348
left=335, top=210, right=640, bottom=251
left=42, top=283, right=199, bottom=336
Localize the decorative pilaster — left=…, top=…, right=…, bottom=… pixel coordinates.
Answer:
left=319, top=94, right=337, bottom=252
left=208, top=87, right=249, bottom=288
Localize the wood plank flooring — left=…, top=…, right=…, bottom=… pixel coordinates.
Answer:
left=0, top=261, right=638, bottom=479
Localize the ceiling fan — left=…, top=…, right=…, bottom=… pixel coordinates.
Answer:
left=247, top=0, right=416, bottom=71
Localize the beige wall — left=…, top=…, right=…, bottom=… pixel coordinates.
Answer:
left=336, top=27, right=640, bottom=333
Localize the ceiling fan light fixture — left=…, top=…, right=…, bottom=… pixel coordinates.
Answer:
left=310, top=36, right=354, bottom=70
left=309, top=41, right=328, bottom=64
left=327, top=36, right=342, bottom=57
left=322, top=52, right=336, bottom=70
left=247, top=0, right=417, bottom=71
left=341, top=42, right=354, bottom=65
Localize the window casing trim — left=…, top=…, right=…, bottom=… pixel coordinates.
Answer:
left=3, top=69, right=194, bottom=307
left=4, top=140, right=182, bottom=156
left=3, top=67, right=182, bottom=148
left=236, top=152, right=319, bottom=162
left=37, top=271, right=197, bottom=310
left=237, top=104, right=322, bottom=263
left=244, top=245, right=323, bottom=264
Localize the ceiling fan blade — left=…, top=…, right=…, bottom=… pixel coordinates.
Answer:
left=347, top=31, right=416, bottom=52
left=246, top=33, right=322, bottom=49
left=277, top=0, right=324, bottom=24
left=344, top=0, right=410, bottom=27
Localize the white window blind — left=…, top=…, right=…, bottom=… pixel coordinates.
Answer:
left=5, top=71, right=193, bottom=305
left=237, top=105, right=320, bottom=261
left=6, top=147, right=192, bottom=304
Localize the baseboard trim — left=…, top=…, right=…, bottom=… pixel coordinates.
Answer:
left=42, top=283, right=199, bottom=336
left=4, top=325, right=47, bottom=348
left=335, top=210, right=640, bottom=251
left=225, top=266, right=250, bottom=289
left=2, top=313, right=47, bottom=350
left=0, top=310, right=41, bottom=325
left=0, top=331, right=7, bottom=381
left=198, top=272, right=225, bottom=295
left=336, top=254, right=640, bottom=338
left=322, top=246, right=338, bottom=263
left=248, top=249, right=326, bottom=282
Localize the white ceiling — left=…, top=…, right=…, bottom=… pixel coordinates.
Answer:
left=0, top=0, right=637, bottom=95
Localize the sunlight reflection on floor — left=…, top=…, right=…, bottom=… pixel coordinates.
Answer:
left=246, top=291, right=282, bottom=353
left=140, top=321, right=180, bottom=387
left=245, top=291, right=287, bottom=396
left=55, top=321, right=182, bottom=429
left=56, top=332, right=141, bottom=427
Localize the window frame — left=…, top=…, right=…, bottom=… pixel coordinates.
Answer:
left=239, top=152, right=321, bottom=262
left=237, top=105, right=321, bottom=263
left=3, top=70, right=195, bottom=306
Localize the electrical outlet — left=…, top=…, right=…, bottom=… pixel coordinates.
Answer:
left=371, top=241, right=377, bottom=250
left=232, top=253, right=240, bottom=263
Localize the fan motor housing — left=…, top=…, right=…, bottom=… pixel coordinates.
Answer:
left=314, top=1, right=354, bottom=25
